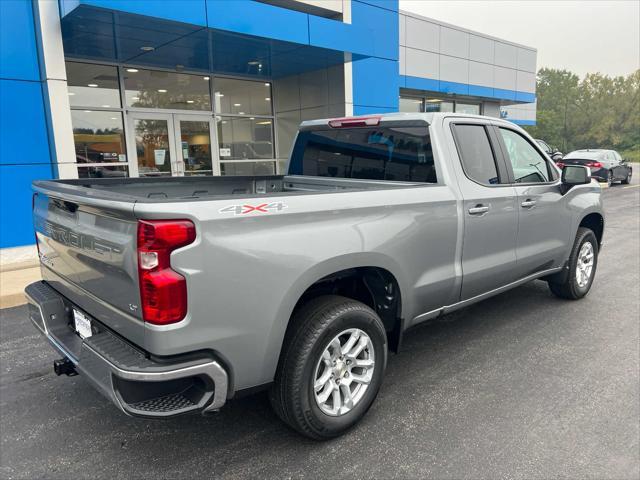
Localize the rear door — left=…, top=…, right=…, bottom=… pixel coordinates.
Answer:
left=448, top=119, right=519, bottom=299
left=494, top=126, right=571, bottom=279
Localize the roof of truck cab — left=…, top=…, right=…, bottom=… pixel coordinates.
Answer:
left=299, top=112, right=519, bottom=128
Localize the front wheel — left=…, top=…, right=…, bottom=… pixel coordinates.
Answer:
left=622, top=170, right=632, bottom=184
left=270, top=295, right=387, bottom=440
left=548, top=227, right=598, bottom=300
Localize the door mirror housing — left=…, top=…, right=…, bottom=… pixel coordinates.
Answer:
left=562, top=165, right=591, bottom=186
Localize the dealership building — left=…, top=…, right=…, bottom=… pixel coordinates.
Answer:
left=0, top=0, right=537, bottom=260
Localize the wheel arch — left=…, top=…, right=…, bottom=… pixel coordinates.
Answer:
left=262, top=254, right=408, bottom=384
left=579, top=212, right=604, bottom=248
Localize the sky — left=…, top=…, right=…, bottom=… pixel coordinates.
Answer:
left=399, top=0, right=640, bottom=78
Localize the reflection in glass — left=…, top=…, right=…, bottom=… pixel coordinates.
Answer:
left=133, top=119, right=172, bottom=176
left=456, top=103, right=481, bottom=115
left=425, top=99, right=454, bottom=113
left=66, top=62, right=121, bottom=108
left=124, top=69, right=211, bottom=110
left=220, top=161, right=276, bottom=176
left=214, top=78, right=272, bottom=115
left=179, top=121, right=213, bottom=176
left=71, top=111, right=126, bottom=163
left=78, top=165, right=129, bottom=178
left=399, top=96, right=423, bottom=112
left=217, top=117, right=274, bottom=160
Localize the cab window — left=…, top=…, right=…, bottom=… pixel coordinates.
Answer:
left=452, top=124, right=501, bottom=186
left=499, top=128, right=551, bottom=183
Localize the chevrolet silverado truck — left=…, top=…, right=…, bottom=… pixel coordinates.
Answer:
left=26, top=113, right=604, bottom=439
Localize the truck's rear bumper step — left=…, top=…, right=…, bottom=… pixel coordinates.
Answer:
left=25, top=281, right=228, bottom=418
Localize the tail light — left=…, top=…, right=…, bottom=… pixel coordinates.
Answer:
left=328, top=116, right=381, bottom=128
left=556, top=162, right=565, bottom=168
left=137, top=220, right=196, bottom=325
left=587, top=161, right=603, bottom=168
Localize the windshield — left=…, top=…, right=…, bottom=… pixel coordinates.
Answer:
left=288, top=126, right=437, bottom=183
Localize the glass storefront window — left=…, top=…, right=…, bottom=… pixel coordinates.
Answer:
left=124, top=69, right=211, bottom=110
left=220, top=161, right=276, bottom=176
left=132, top=118, right=173, bottom=177
left=66, top=62, right=120, bottom=108
left=399, top=96, right=423, bottom=112
left=456, top=103, right=481, bottom=115
left=425, top=99, right=454, bottom=113
left=78, top=165, right=129, bottom=178
left=71, top=111, right=126, bottom=163
left=217, top=117, right=274, bottom=160
left=214, top=78, right=272, bottom=115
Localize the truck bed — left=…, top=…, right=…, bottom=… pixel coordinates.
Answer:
left=34, top=175, right=422, bottom=203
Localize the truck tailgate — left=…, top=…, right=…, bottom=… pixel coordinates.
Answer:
left=32, top=188, right=144, bottom=346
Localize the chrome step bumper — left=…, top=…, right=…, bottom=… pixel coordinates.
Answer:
left=25, top=281, right=228, bottom=418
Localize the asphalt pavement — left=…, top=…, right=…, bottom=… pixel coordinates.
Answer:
left=1, top=178, right=639, bottom=479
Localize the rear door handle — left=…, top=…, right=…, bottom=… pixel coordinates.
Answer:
left=468, top=205, right=490, bottom=215
left=521, top=200, right=537, bottom=208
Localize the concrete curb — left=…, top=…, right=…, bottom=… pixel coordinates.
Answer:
left=0, top=266, right=41, bottom=309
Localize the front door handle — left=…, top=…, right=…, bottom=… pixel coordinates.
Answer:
left=521, top=199, right=537, bottom=208
left=468, top=205, right=490, bottom=215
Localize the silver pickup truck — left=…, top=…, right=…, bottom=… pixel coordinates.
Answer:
left=26, top=113, right=604, bottom=439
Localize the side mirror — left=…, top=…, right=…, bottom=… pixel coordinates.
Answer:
left=562, top=165, right=591, bottom=186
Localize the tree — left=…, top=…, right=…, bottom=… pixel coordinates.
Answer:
left=525, top=68, right=640, bottom=161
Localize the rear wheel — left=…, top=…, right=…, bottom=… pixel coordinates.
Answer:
left=622, top=170, right=632, bottom=184
left=270, top=295, right=387, bottom=440
left=548, top=227, right=598, bottom=300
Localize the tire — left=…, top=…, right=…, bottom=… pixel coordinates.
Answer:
left=270, top=295, right=387, bottom=440
left=622, top=170, right=632, bottom=185
left=606, top=170, right=613, bottom=187
left=548, top=227, right=598, bottom=300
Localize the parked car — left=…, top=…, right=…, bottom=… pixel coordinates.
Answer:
left=26, top=113, right=604, bottom=440
left=558, top=149, right=633, bottom=186
left=535, top=139, right=563, bottom=161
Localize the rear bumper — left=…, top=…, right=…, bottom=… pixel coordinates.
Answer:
left=25, top=281, right=228, bottom=418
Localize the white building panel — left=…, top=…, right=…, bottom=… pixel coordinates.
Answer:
left=405, top=15, right=439, bottom=53
left=440, top=55, right=468, bottom=84
left=494, top=42, right=518, bottom=69
left=439, top=26, right=469, bottom=59
left=399, top=12, right=406, bottom=46
left=469, top=34, right=494, bottom=64
left=469, top=61, right=493, bottom=88
left=494, top=65, right=517, bottom=91
left=517, top=47, right=537, bottom=73
left=399, top=46, right=406, bottom=75
left=516, top=70, right=536, bottom=93
left=406, top=47, right=439, bottom=79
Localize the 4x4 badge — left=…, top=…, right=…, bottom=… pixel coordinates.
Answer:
left=219, top=202, right=288, bottom=216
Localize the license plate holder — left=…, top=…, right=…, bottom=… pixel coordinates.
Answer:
left=73, top=309, right=93, bottom=339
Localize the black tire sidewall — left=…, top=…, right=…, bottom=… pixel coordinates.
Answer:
left=299, top=305, right=387, bottom=438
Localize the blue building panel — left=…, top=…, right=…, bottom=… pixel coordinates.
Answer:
left=352, top=57, right=399, bottom=111
left=0, top=0, right=41, bottom=82
left=468, top=84, right=495, bottom=99
left=350, top=1, right=398, bottom=60
left=0, top=80, right=51, bottom=166
left=207, top=0, right=309, bottom=45
left=60, top=0, right=208, bottom=26
left=439, top=80, right=469, bottom=96
left=0, top=164, right=53, bottom=248
left=515, top=91, right=536, bottom=103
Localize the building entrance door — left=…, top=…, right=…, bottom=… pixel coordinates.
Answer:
left=127, top=113, right=218, bottom=177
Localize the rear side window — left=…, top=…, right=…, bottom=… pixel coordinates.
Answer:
left=289, top=126, right=437, bottom=183
left=452, top=124, right=500, bottom=185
